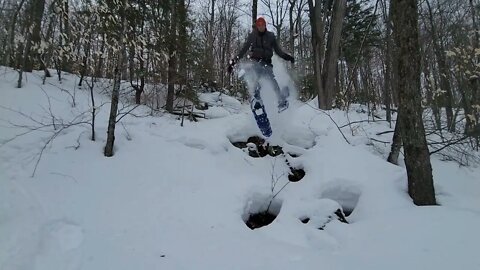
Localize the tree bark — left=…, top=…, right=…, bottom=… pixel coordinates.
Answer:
left=387, top=113, right=402, bottom=165
left=425, top=0, right=455, bottom=132
left=24, top=0, right=45, bottom=72
left=308, top=0, right=326, bottom=109
left=61, top=0, right=72, bottom=73
left=469, top=0, right=480, bottom=144
left=383, top=0, right=393, bottom=124
left=422, top=50, right=442, bottom=130
left=5, top=0, right=27, bottom=67
left=94, top=34, right=106, bottom=79
left=105, top=0, right=128, bottom=157
left=321, top=0, right=346, bottom=110
left=177, top=0, right=188, bottom=85
left=204, top=0, right=215, bottom=82
left=252, top=0, right=258, bottom=25
left=289, top=0, right=296, bottom=56
left=166, top=3, right=177, bottom=112
left=392, top=0, right=436, bottom=205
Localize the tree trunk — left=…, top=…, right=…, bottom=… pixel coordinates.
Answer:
left=469, top=0, right=480, bottom=144
left=252, top=0, right=258, bottom=25
left=289, top=0, right=296, bottom=56
left=128, top=42, right=135, bottom=85
left=470, top=0, right=479, bottom=47
left=204, top=0, right=215, bottom=82
left=308, top=0, right=326, bottom=109
left=422, top=49, right=442, bottom=130
left=166, top=3, right=178, bottom=112
left=89, top=77, right=96, bottom=141
left=387, top=113, right=402, bottom=165
left=79, top=17, right=95, bottom=87
left=223, top=8, right=235, bottom=87
left=105, top=0, right=127, bottom=157
left=177, top=0, right=187, bottom=84
left=95, top=34, right=106, bottom=79
left=5, top=0, right=27, bottom=67
left=347, top=62, right=360, bottom=104
left=296, top=1, right=304, bottom=73
left=104, top=65, right=121, bottom=157
left=383, top=0, right=393, bottom=124
left=392, top=0, right=436, bottom=205
left=460, top=80, right=473, bottom=135
left=24, top=0, right=45, bottom=72
left=61, top=0, right=72, bottom=73
left=425, top=0, right=455, bottom=132
left=321, top=0, right=346, bottom=110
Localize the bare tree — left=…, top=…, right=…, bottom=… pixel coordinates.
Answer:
left=308, top=0, right=346, bottom=110
left=425, top=0, right=455, bottom=132
left=308, top=0, right=327, bottom=108
left=261, top=0, right=288, bottom=39
left=322, top=0, right=347, bottom=110
left=252, top=0, right=258, bottom=25
left=165, top=2, right=177, bottom=112
left=392, top=0, right=436, bottom=205
left=288, top=0, right=296, bottom=55
left=380, top=0, right=393, bottom=124
left=24, top=0, right=45, bottom=72
left=105, top=0, right=128, bottom=157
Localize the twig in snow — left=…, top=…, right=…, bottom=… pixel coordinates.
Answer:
left=376, top=130, right=394, bottom=136
left=39, top=86, right=58, bottom=130
left=121, top=122, right=132, bottom=141
left=116, top=104, right=143, bottom=123
left=266, top=156, right=288, bottom=213
left=429, top=136, right=470, bottom=155
left=339, top=119, right=394, bottom=129
left=304, top=102, right=350, bottom=145
left=370, top=138, right=390, bottom=144
left=32, top=120, right=90, bottom=177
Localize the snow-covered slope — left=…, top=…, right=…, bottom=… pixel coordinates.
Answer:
left=1, top=67, right=479, bottom=270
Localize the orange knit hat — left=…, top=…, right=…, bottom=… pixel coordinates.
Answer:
left=256, top=17, right=266, bottom=27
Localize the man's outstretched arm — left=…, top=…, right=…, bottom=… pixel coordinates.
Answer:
left=236, top=32, right=253, bottom=60
left=272, top=34, right=294, bottom=63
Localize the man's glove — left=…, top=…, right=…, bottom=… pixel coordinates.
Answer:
left=227, top=58, right=237, bottom=73
left=285, top=54, right=295, bottom=64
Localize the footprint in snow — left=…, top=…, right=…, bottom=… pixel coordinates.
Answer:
left=34, top=220, right=84, bottom=270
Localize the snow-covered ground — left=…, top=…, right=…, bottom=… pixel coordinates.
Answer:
left=1, top=66, right=479, bottom=270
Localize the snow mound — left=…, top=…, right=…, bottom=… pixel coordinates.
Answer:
left=1, top=66, right=480, bottom=270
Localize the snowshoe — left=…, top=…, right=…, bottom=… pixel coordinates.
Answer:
left=251, top=97, right=272, bottom=137
left=277, top=99, right=289, bottom=113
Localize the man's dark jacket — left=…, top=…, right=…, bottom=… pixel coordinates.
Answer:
left=236, top=30, right=293, bottom=64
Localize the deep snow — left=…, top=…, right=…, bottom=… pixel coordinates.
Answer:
left=1, top=66, right=479, bottom=270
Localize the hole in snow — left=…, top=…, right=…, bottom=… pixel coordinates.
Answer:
left=246, top=212, right=277, bottom=230
left=231, top=136, right=284, bottom=158
left=300, top=217, right=310, bottom=224
left=288, top=167, right=305, bottom=182
left=242, top=194, right=282, bottom=230
left=283, top=156, right=305, bottom=182
left=320, top=180, right=361, bottom=217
